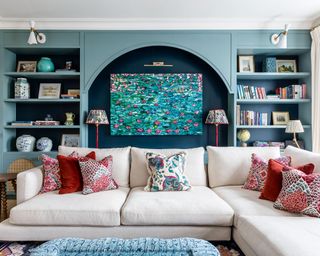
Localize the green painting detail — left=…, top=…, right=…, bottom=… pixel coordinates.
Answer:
left=110, top=73, right=203, bottom=135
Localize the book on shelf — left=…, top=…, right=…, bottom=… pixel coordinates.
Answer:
left=276, top=84, right=307, bottom=99
left=237, top=85, right=267, bottom=100
left=61, top=94, right=78, bottom=99
left=33, top=120, right=60, bottom=126
left=11, top=121, right=33, bottom=126
left=238, top=110, right=268, bottom=126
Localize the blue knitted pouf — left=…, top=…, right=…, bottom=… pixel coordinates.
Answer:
left=30, top=237, right=220, bottom=256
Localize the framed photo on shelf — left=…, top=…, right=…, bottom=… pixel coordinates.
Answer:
left=276, top=60, right=297, bottom=73
left=285, top=140, right=304, bottom=149
left=17, top=61, right=37, bottom=72
left=38, top=83, right=61, bottom=99
left=272, top=112, right=290, bottom=125
left=238, top=56, right=255, bottom=73
left=61, top=134, right=80, bottom=147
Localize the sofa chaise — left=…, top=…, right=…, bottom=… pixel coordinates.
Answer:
left=0, top=145, right=320, bottom=256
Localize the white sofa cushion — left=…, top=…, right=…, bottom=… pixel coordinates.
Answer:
left=121, top=186, right=234, bottom=226
left=130, top=147, right=206, bottom=187
left=207, top=146, right=280, bottom=188
left=284, top=145, right=320, bottom=172
left=237, top=215, right=320, bottom=256
left=58, top=146, right=131, bottom=187
left=213, top=186, right=296, bottom=227
left=10, top=187, right=130, bottom=226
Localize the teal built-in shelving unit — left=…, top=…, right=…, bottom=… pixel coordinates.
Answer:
left=0, top=29, right=312, bottom=171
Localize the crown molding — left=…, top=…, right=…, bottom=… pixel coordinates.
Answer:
left=0, top=18, right=314, bottom=30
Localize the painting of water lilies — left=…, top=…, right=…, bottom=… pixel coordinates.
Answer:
left=110, top=73, right=203, bottom=135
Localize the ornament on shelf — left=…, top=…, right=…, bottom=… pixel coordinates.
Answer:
left=14, top=78, right=30, bottom=99
left=65, top=112, right=75, bottom=126
left=16, top=135, right=36, bottom=152
left=36, top=137, right=53, bottom=152
left=237, top=129, right=251, bottom=147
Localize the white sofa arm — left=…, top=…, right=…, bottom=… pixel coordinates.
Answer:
left=17, top=166, right=43, bottom=204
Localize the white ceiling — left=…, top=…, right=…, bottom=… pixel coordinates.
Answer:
left=0, top=0, right=319, bottom=30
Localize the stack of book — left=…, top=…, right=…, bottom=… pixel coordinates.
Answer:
left=236, top=106, right=268, bottom=126
left=276, top=84, right=307, bottom=99
left=237, top=85, right=267, bottom=99
left=11, top=121, right=33, bottom=126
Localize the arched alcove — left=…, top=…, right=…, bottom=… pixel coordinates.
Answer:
left=88, top=46, right=229, bottom=148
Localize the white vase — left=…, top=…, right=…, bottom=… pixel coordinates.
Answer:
left=36, top=137, right=53, bottom=152
left=14, top=78, right=30, bottom=99
left=16, top=135, right=36, bottom=152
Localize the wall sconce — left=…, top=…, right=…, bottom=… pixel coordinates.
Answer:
left=271, top=24, right=290, bottom=48
left=27, top=21, right=46, bottom=45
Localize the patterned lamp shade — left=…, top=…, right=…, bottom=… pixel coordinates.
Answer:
left=86, top=110, right=109, bottom=125
left=285, top=120, right=304, bottom=133
left=205, top=109, right=229, bottom=125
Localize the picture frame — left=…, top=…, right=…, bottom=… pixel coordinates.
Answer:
left=61, top=134, right=80, bottom=147
left=38, top=83, right=61, bottom=99
left=285, top=140, right=304, bottom=149
left=276, top=60, right=297, bottom=73
left=17, top=61, right=37, bottom=72
left=67, top=89, right=80, bottom=97
left=238, top=56, right=255, bottom=73
left=272, top=111, right=290, bottom=125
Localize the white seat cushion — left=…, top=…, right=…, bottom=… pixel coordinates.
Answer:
left=121, top=186, right=234, bottom=226
left=10, top=187, right=130, bottom=226
left=284, top=145, right=320, bottom=173
left=213, top=186, right=296, bottom=227
left=237, top=215, right=320, bottom=256
left=207, top=146, right=280, bottom=188
left=130, top=147, right=207, bottom=188
left=58, top=146, right=131, bottom=187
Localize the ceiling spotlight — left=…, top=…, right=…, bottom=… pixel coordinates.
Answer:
left=271, top=24, right=290, bottom=48
left=28, top=21, right=46, bottom=45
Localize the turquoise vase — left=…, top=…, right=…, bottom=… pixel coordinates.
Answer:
left=37, top=57, right=55, bottom=72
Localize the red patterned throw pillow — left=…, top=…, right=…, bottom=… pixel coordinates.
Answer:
left=243, top=154, right=291, bottom=191
left=58, top=151, right=96, bottom=194
left=274, top=168, right=320, bottom=218
left=78, top=156, right=118, bottom=195
left=260, top=159, right=314, bottom=202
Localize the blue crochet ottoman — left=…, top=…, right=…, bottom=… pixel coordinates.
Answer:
left=30, top=237, right=220, bottom=256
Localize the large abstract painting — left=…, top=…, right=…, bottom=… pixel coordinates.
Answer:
left=110, top=73, right=203, bottom=135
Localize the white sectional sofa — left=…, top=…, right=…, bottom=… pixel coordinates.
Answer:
left=0, top=145, right=320, bottom=256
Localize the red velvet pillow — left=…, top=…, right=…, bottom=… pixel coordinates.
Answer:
left=259, top=159, right=314, bottom=202
left=58, top=151, right=96, bottom=194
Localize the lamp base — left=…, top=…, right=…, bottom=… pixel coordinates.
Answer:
left=240, top=142, right=248, bottom=147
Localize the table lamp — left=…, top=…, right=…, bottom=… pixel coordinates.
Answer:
left=285, top=120, right=304, bottom=148
left=86, top=110, right=109, bottom=148
left=205, top=109, right=229, bottom=146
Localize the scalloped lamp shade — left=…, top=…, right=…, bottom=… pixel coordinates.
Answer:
left=86, top=110, right=109, bottom=148
left=205, top=109, right=229, bottom=125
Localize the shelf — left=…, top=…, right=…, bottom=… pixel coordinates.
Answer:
left=5, top=99, right=81, bottom=103
left=5, top=125, right=80, bottom=129
left=236, top=99, right=311, bottom=104
left=4, top=72, right=80, bottom=79
left=237, top=48, right=310, bottom=56
left=236, top=125, right=311, bottom=129
left=236, top=72, right=310, bottom=80
left=5, top=47, right=80, bottom=55
left=3, top=151, right=58, bottom=155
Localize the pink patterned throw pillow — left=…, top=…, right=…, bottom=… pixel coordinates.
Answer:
left=78, top=156, right=118, bottom=195
left=243, top=154, right=291, bottom=191
left=40, top=154, right=62, bottom=193
left=274, top=168, right=320, bottom=218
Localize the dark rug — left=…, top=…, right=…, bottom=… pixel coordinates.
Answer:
left=0, top=240, right=244, bottom=256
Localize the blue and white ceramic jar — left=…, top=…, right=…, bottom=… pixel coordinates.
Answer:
left=37, top=57, right=55, bottom=72
left=36, top=137, right=53, bottom=152
left=16, top=135, right=36, bottom=152
left=14, top=78, right=30, bottom=99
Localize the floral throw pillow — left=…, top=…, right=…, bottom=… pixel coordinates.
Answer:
left=274, top=168, right=320, bottom=218
left=40, top=154, right=62, bottom=193
left=78, top=156, right=118, bottom=195
left=144, top=152, right=191, bottom=192
left=243, top=154, right=291, bottom=191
